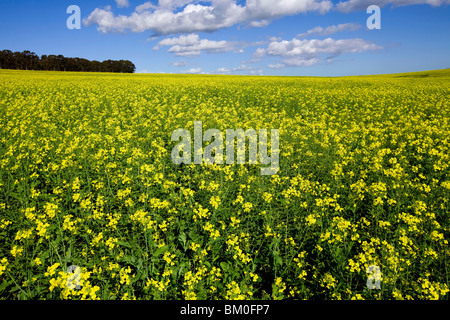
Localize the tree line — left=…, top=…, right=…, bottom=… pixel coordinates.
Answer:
left=0, top=50, right=136, bottom=73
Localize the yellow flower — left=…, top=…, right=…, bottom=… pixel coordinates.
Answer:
left=305, top=214, right=317, bottom=226
left=321, top=273, right=337, bottom=290
left=189, top=242, right=200, bottom=252
left=11, top=246, right=23, bottom=257
left=91, top=232, right=103, bottom=246
left=45, top=263, right=60, bottom=277
left=262, top=192, right=273, bottom=203
left=193, top=205, right=210, bottom=221
left=0, top=258, right=9, bottom=275
left=242, top=202, right=253, bottom=213
left=163, top=252, right=176, bottom=266
left=210, top=196, right=221, bottom=210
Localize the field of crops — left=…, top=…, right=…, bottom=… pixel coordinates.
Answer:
left=0, top=69, right=449, bottom=300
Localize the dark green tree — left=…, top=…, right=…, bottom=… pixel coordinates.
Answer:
left=0, top=49, right=136, bottom=73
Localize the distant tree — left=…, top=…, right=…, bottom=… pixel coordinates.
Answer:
left=21, top=51, right=39, bottom=70
left=0, top=49, right=136, bottom=73
left=13, top=51, right=24, bottom=70
left=90, top=60, right=103, bottom=72
left=0, top=50, right=15, bottom=69
left=122, top=60, right=136, bottom=73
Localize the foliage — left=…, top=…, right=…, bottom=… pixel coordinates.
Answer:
left=0, top=50, right=135, bottom=73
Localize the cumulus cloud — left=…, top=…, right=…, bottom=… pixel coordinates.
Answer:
left=230, top=64, right=263, bottom=75
left=267, top=63, right=286, bottom=69
left=153, top=34, right=236, bottom=56
left=249, top=69, right=264, bottom=75
left=232, top=64, right=253, bottom=72
left=336, top=0, right=450, bottom=12
left=280, top=57, right=320, bottom=67
left=252, top=48, right=266, bottom=60
left=209, top=64, right=263, bottom=74
left=136, top=2, right=157, bottom=13
left=171, top=60, right=188, bottom=67
left=255, top=37, right=382, bottom=68
left=84, top=0, right=450, bottom=35
left=84, top=0, right=333, bottom=35
left=268, top=36, right=283, bottom=42
left=115, top=0, right=130, bottom=8
left=216, top=67, right=231, bottom=73
left=296, top=23, right=362, bottom=38
left=158, top=0, right=196, bottom=10
left=183, top=67, right=203, bottom=74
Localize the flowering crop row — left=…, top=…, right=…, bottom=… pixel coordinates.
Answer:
left=0, top=69, right=448, bottom=300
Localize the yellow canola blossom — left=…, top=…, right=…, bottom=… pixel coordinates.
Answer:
left=0, top=69, right=448, bottom=300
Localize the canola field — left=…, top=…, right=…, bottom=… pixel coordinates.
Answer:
left=0, top=69, right=449, bottom=300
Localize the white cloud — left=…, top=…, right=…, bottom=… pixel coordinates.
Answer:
left=154, top=34, right=202, bottom=49
left=252, top=47, right=266, bottom=59
left=216, top=67, right=231, bottom=73
left=136, top=2, right=157, bottom=13
left=296, top=23, right=362, bottom=38
left=228, top=64, right=263, bottom=75
left=83, top=1, right=450, bottom=35
left=232, top=64, right=253, bottom=72
left=84, top=0, right=333, bottom=35
left=336, top=0, right=450, bottom=12
left=171, top=60, right=188, bottom=67
left=183, top=67, right=203, bottom=74
left=248, top=19, right=271, bottom=28
left=267, top=63, right=286, bottom=69
left=281, top=57, right=320, bottom=66
left=116, top=0, right=130, bottom=8
left=268, top=36, right=283, bottom=42
left=154, top=34, right=236, bottom=56
left=146, top=35, right=160, bottom=42
left=256, top=37, right=382, bottom=67
left=159, top=0, right=196, bottom=10
left=249, top=69, right=264, bottom=75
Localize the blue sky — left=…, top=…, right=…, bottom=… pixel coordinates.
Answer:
left=0, top=0, right=449, bottom=76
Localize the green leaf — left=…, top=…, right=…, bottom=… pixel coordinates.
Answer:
left=179, top=231, right=187, bottom=248
left=153, top=245, right=169, bottom=257
left=274, top=254, right=283, bottom=267
left=117, top=241, right=131, bottom=248
left=65, top=246, right=72, bottom=261
left=123, top=255, right=136, bottom=264
left=177, top=262, right=186, bottom=279
left=0, top=279, right=13, bottom=292
left=220, top=262, right=229, bottom=271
